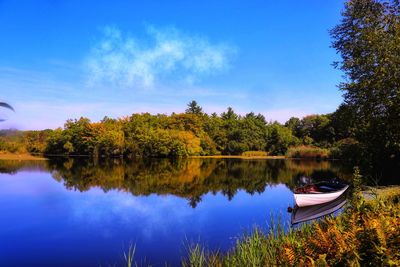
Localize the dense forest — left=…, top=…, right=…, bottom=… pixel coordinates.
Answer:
left=0, top=0, right=399, bottom=182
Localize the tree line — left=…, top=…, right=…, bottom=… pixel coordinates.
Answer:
left=0, top=101, right=358, bottom=159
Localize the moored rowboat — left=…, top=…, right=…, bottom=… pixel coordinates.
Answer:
left=293, top=183, right=349, bottom=207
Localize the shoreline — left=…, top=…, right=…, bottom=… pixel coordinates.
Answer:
left=363, top=185, right=400, bottom=201
left=0, top=153, right=340, bottom=161
left=0, top=153, right=47, bottom=161
left=0, top=153, right=287, bottom=161
left=189, top=155, right=286, bottom=159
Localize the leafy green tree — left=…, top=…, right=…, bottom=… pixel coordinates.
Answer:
left=204, top=113, right=226, bottom=153
left=241, top=112, right=267, bottom=151
left=63, top=117, right=97, bottom=155
left=331, top=0, right=400, bottom=170
left=45, top=128, right=69, bottom=155
left=25, top=130, right=52, bottom=153
left=220, top=107, right=244, bottom=154
left=285, top=117, right=301, bottom=135
left=330, top=104, right=357, bottom=140
left=298, top=115, right=334, bottom=146
left=97, top=128, right=125, bottom=156
left=63, top=141, right=74, bottom=154
left=266, top=123, right=299, bottom=155
left=166, top=113, right=204, bottom=134
left=221, top=107, right=238, bottom=121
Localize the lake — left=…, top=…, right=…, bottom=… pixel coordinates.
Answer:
left=0, top=158, right=350, bottom=266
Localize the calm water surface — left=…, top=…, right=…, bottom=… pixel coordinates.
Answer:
left=0, top=158, right=349, bottom=266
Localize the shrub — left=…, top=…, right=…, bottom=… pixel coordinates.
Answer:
left=266, top=124, right=300, bottom=155
left=330, top=138, right=362, bottom=162
left=0, top=140, right=26, bottom=153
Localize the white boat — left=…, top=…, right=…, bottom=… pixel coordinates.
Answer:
left=291, top=193, right=347, bottom=224
left=293, top=183, right=349, bottom=207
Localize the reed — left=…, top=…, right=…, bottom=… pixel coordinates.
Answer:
left=123, top=243, right=136, bottom=267
left=121, top=243, right=152, bottom=267
left=181, top=244, right=210, bottom=267
left=286, top=145, right=330, bottom=159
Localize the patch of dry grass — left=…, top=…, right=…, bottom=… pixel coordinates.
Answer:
left=0, top=152, right=47, bottom=160
left=286, top=146, right=330, bottom=159
left=241, top=151, right=268, bottom=157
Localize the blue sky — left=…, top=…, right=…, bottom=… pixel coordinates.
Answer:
left=0, top=0, right=345, bottom=130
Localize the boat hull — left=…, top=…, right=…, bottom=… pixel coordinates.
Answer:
left=291, top=193, right=347, bottom=224
left=294, top=185, right=349, bottom=207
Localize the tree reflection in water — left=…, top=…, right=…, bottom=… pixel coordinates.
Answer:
left=0, top=158, right=350, bottom=207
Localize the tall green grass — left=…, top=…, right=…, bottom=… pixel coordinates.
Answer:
left=119, top=243, right=152, bottom=267
left=181, top=243, right=222, bottom=267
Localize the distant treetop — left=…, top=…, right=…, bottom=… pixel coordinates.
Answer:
left=185, top=100, right=203, bottom=115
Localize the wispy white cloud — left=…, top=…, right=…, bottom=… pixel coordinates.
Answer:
left=85, top=25, right=237, bottom=89
left=0, top=66, right=315, bottom=129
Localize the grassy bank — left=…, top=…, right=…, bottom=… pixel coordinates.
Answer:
left=183, top=187, right=400, bottom=266
left=363, top=185, right=400, bottom=201
left=0, top=152, right=47, bottom=160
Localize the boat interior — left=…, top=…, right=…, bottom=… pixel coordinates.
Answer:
left=294, top=182, right=347, bottom=194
